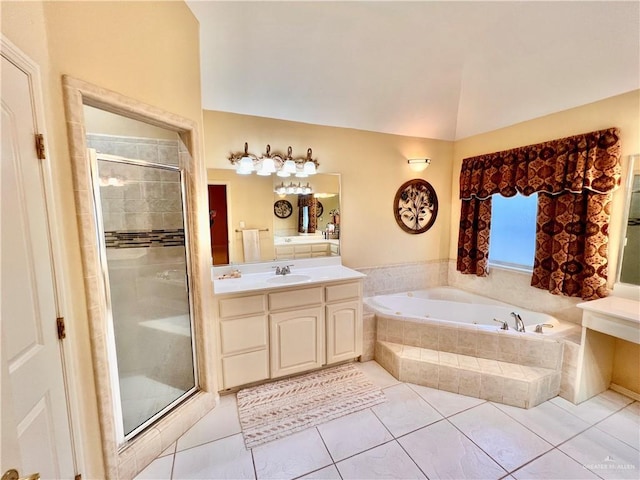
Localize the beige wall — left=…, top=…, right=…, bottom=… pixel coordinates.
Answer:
left=203, top=110, right=455, bottom=269
left=2, top=1, right=203, bottom=477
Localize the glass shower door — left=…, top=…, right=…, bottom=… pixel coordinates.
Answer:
left=94, top=153, right=196, bottom=439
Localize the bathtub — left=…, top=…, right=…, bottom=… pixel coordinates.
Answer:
left=365, top=286, right=560, bottom=333
left=366, top=287, right=568, bottom=408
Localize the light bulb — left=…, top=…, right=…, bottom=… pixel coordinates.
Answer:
left=283, top=159, right=297, bottom=174
left=303, top=160, right=316, bottom=175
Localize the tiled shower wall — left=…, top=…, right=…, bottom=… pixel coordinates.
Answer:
left=87, top=133, right=184, bottom=233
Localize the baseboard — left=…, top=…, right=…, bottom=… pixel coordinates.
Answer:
left=610, top=383, right=640, bottom=402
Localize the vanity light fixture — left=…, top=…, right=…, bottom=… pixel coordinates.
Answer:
left=228, top=143, right=319, bottom=177
left=274, top=181, right=312, bottom=195
left=407, top=158, right=432, bottom=172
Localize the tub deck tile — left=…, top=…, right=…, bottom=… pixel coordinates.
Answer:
left=376, top=341, right=560, bottom=409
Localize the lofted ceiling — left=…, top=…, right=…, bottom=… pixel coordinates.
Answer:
left=187, top=1, right=640, bottom=141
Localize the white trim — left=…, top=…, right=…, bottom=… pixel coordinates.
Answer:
left=1, top=35, right=84, bottom=476
left=609, top=383, right=640, bottom=402
left=487, top=261, right=533, bottom=275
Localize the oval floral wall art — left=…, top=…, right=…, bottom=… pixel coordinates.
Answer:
left=393, top=179, right=438, bottom=234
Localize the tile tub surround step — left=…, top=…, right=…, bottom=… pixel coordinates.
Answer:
left=375, top=341, right=561, bottom=409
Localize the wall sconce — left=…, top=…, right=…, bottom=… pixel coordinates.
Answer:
left=407, top=158, right=432, bottom=172
left=228, top=143, right=319, bottom=177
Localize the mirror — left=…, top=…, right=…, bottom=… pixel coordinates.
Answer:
left=207, top=169, right=340, bottom=264
left=618, top=154, right=640, bottom=285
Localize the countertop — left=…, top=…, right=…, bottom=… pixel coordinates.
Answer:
left=577, top=296, right=640, bottom=323
left=212, top=258, right=365, bottom=295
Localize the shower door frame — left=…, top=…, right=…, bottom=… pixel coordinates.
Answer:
left=62, top=75, right=217, bottom=479
left=90, top=151, right=199, bottom=443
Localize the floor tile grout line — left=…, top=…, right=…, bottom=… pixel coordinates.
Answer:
left=549, top=395, right=634, bottom=425
left=173, top=429, right=245, bottom=456
left=250, top=446, right=258, bottom=480
left=590, top=423, right=640, bottom=452
left=404, top=382, right=488, bottom=418
left=554, top=423, right=638, bottom=478
left=314, top=425, right=337, bottom=465
left=393, top=437, right=430, bottom=479
left=442, top=416, right=511, bottom=477
left=169, top=448, right=176, bottom=480
left=489, top=400, right=592, bottom=448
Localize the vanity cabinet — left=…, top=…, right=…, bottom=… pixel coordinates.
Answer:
left=325, top=282, right=363, bottom=364
left=217, top=294, right=269, bottom=388
left=269, top=286, right=324, bottom=378
left=270, top=307, right=324, bottom=378
left=275, top=242, right=334, bottom=260
left=215, top=279, right=363, bottom=390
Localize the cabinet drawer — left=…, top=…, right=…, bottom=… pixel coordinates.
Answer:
left=294, top=245, right=312, bottom=253
left=325, top=281, right=361, bottom=303
left=219, top=294, right=266, bottom=318
left=221, top=350, right=269, bottom=389
left=311, top=244, right=328, bottom=252
left=220, top=315, right=268, bottom=355
left=275, top=246, right=294, bottom=255
left=269, top=286, right=323, bottom=310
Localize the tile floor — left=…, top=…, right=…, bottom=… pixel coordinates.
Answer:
left=135, top=361, right=640, bottom=480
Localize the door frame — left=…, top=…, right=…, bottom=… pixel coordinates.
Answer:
left=1, top=35, right=82, bottom=476
left=207, top=181, right=233, bottom=264
left=62, top=75, right=218, bottom=478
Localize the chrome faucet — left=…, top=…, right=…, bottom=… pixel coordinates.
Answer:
left=510, top=312, right=526, bottom=332
left=274, top=265, right=293, bottom=276
left=492, top=318, right=509, bottom=330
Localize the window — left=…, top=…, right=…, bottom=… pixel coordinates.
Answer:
left=489, top=193, right=538, bottom=269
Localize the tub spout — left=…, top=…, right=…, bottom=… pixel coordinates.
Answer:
left=510, top=312, right=526, bottom=332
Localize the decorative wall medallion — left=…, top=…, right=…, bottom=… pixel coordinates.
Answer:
left=317, top=201, right=324, bottom=217
left=393, top=179, right=438, bottom=234
left=274, top=199, right=293, bottom=218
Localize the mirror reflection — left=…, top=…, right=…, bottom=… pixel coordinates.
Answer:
left=207, top=169, right=340, bottom=265
left=619, top=168, right=640, bottom=285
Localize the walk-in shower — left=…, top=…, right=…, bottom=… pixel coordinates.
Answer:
left=89, top=145, right=197, bottom=440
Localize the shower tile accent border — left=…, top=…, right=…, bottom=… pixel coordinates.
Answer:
left=105, top=229, right=185, bottom=248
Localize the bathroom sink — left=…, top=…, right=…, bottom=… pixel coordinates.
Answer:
left=266, top=274, right=312, bottom=285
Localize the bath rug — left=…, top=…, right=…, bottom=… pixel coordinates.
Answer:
left=236, top=363, right=386, bottom=448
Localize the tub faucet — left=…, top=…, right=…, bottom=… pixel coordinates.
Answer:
left=492, top=318, right=509, bottom=330
left=510, top=312, right=526, bottom=332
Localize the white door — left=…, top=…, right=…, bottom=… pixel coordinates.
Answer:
left=1, top=51, right=75, bottom=479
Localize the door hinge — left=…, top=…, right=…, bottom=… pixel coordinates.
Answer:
left=56, top=317, right=66, bottom=340
left=35, top=133, right=46, bottom=160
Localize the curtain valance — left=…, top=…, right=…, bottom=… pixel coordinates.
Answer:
left=459, top=127, right=621, bottom=200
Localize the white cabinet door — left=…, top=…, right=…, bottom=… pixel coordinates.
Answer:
left=326, top=301, right=362, bottom=364
left=270, top=307, right=324, bottom=378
